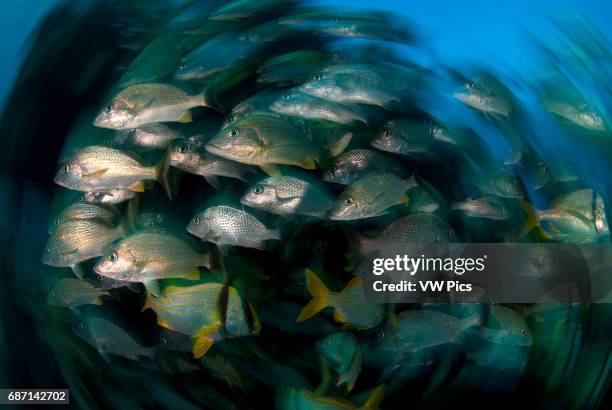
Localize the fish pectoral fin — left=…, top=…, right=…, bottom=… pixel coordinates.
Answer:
left=399, top=193, right=409, bottom=204
left=92, top=298, right=103, bottom=305
left=70, top=264, right=85, bottom=279
left=157, top=316, right=174, bottom=330
left=86, top=168, right=110, bottom=181
left=177, top=110, right=193, bottom=123
left=204, top=175, right=221, bottom=189
left=144, top=280, right=160, bottom=297
left=128, top=181, right=146, bottom=192
left=260, top=164, right=281, bottom=176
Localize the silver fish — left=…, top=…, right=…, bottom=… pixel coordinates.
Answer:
left=48, top=202, right=120, bottom=233
left=83, top=189, right=136, bottom=205
left=323, top=149, right=407, bottom=185
left=94, top=83, right=218, bottom=129
left=329, top=172, right=417, bottom=220
left=47, top=278, right=111, bottom=309
left=451, top=196, right=510, bottom=220
left=114, top=123, right=180, bottom=151
left=241, top=175, right=334, bottom=217
left=187, top=205, right=279, bottom=250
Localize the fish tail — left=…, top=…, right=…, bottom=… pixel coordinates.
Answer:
left=359, top=384, right=385, bottom=410
left=518, top=199, right=539, bottom=236
left=328, top=131, right=353, bottom=157
left=156, top=150, right=173, bottom=199
left=199, top=84, right=224, bottom=113
left=268, top=227, right=281, bottom=241
left=404, top=174, right=418, bottom=190
left=296, top=269, right=330, bottom=322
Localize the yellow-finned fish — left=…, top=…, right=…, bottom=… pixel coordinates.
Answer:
left=94, top=230, right=210, bottom=296
left=93, top=83, right=220, bottom=130
left=205, top=113, right=320, bottom=170
left=48, top=201, right=120, bottom=233
left=142, top=283, right=260, bottom=358
left=297, top=269, right=384, bottom=330
left=54, top=146, right=171, bottom=197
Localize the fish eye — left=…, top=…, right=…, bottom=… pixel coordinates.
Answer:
left=282, top=94, right=290, bottom=100
left=193, top=217, right=200, bottom=225
left=55, top=219, right=61, bottom=225
left=64, top=164, right=70, bottom=172
left=230, top=129, right=240, bottom=137
left=466, top=81, right=474, bottom=89
left=313, top=74, right=322, bottom=80
left=254, top=185, right=264, bottom=194
left=109, top=251, right=118, bottom=263
left=384, top=129, right=392, bottom=137
left=177, top=143, right=189, bottom=153
left=345, top=197, right=354, bottom=205
left=104, top=105, right=112, bottom=113
left=45, top=246, right=50, bottom=253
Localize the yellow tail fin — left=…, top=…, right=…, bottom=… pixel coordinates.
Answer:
left=296, top=269, right=330, bottom=322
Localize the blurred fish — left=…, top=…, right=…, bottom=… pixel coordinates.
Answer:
left=371, top=119, right=474, bottom=156
left=481, top=306, right=532, bottom=347
left=241, top=175, right=334, bottom=217
left=175, top=33, right=260, bottom=81
left=48, top=201, right=120, bottom=233
left=464, top=165, right=524, bottom=199
left=300, top=64, right=405, bottom=109
left=270, top=90, right=368, bottom=126
left=453, top=73, right=512, bottom=118
left=170, top=138, right=255, bottom=188
left=378, top=309, right=481, bottom=353
left=114, top=124, right=180, bottom=151
left=451, top=196, right=510, bottom=220
left=258, top=50, right=336, bottom=85
left=522, top=189, right=609, bottom=242
left=93, top=83, right=219, bottom=129
left=73, top=316, right=154, bottom=362
left=468, top=343, right=528, bottom=370
left=276, top=385, right=384, bottom=410
left=54, top=146, right=171, bottom=196
left=43, top=219, right=125, bottom=278
left=206, top=113, right=320, bottom=169
left=323, top=149, right=407, bottom=185
left=83, top=189, right=136, bottom=205
left=316, top=332, right=361, bottom=391
left=329, top=172, right=416, bottom=220
left=94, top=230, right=209, bottom=296
left=359, top=214, right=456, bottom=256
left=47, top=278, right=111, bottom=309
left=187, top=205, right=280, bottom=250
left=406, top=179, right=446, bottom=214
left=297, top=269, right=384, bottom=329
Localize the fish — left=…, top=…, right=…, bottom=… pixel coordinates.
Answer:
left=205, top=113, right=320, bottom=170
left=481, top=306, right=532, bottom=346
left=82, top=189, right=136, bottom=205
left=47, top=278, right=112, bottom=309
left=323, top=149, right=407, bottom=186
left=297, top=269, right=384, bottom=329
left=371, top=119, right=472, bottom=156
left=329, top=172, right=416, bottom=220
left=451, top=196, right=510, bottom=220
left=114, top=124, right=180, bottom=151
left=299, top=64, right=405, bottom=109
left=175, top=33, right=260, bottom=81
left=453, top=74, right=512, bottom=118
left=42, top=219, right=126, bottom=278
left=93, top=83, right=219, bottom=129
left=316, top=332, right=361, bottom=391
left=522, top=189, right=609, bottom=242
left=48, top=201, right=120, bottom=233
left=378, top=309, right=481, bottom=353
left=187, top=205, right=280, bottom=250
left=241, top=175, right=334, bottom=217
left=276, top=385, right=384, bottom=410
left=73, top=316, right=154, bottom=362
left=468, top=343, right=528, bottom=370
left=142, top=283, right=259, bottom=358
left=405, top=179, right=446, bottom=214
left=359, top=214, right=456, bottom=257
left=270, top=90, right=368, bottom=126
left=464, top=165, right=524, bottom=199
left=54, top=146, right=171, bottom=197
left=94, top=230, right=210, bottom=296
left=257, top=50, right=336, bottom=85
left=169, top=138, right=255, bottom=189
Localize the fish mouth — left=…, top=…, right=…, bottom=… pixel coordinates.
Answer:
left=204, top=143, right=226, bottom=156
